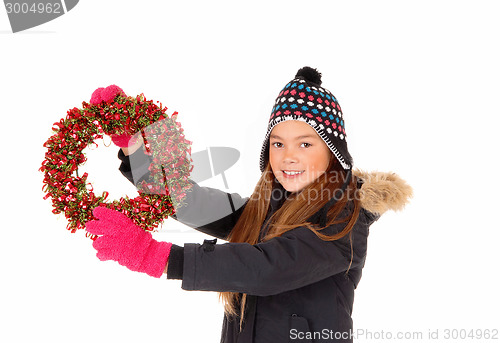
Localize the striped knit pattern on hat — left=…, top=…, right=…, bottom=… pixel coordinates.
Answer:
left=259, top=66, right=353, bottom=173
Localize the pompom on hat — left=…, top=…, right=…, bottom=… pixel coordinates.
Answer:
left=259, top=66, right=353, bottom=173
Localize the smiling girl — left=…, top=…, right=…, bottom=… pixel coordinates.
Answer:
left=86, top=66, right=413, bottom=343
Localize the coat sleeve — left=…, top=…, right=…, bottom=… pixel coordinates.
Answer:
left=117, top=148, right=249, bottom=240
left=179, top=208, right=376, bottom=296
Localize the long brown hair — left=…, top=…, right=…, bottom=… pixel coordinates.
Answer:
left=218, top=152, right=361, bottom=331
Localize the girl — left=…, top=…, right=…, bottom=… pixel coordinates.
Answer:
left=86, top=66, right=413, bottom=343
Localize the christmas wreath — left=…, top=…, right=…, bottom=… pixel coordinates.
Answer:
left=40, top=85, right=193, bottom=238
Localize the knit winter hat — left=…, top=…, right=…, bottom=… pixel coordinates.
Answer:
left=259, top=66, right=353, bottom=173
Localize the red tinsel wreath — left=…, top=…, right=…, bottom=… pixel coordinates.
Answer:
left=39, top=85, right=193, bottom=238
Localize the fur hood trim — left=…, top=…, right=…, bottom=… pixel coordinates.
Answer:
left=353, top=169, right=413, bottom=216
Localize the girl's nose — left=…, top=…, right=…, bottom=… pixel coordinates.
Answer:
left=283, top=148, right=298, bottom=163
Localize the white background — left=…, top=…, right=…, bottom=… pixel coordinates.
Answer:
left=1, top=1, right=499, bottom=342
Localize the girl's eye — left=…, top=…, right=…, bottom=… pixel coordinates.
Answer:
left=301, top=142, right=312, bottom=148
left=271, top=142, right=283, bottom=148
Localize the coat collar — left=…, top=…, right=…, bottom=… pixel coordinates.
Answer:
left=353, top=168, right=413, bottom=215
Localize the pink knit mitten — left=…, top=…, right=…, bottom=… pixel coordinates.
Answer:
left=89, top=85, right=137, bottom=148
left=85, top=206, right=172, bottom=278
left=110, top=132, right=139, bottom=148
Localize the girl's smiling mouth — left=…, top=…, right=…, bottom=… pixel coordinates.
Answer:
left=282, top=170, right=305, bottom=178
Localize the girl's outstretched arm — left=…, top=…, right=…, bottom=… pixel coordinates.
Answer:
left=117, top=143, right=248, bottom=241
left=168, top=209, right=376, bottom=295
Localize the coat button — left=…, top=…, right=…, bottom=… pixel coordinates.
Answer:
left=202, top=238, right=217, bottom=252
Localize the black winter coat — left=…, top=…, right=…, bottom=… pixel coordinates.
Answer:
left=117, top=148, right=382, bottom=343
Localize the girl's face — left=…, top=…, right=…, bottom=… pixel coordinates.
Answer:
left=269, top=120, right=332, bottom=193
